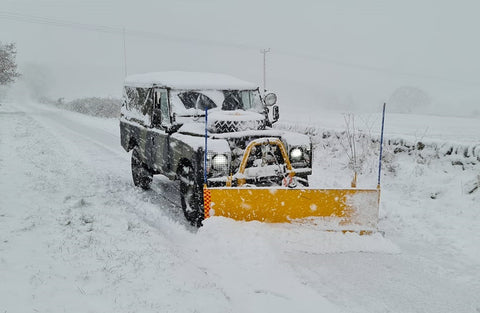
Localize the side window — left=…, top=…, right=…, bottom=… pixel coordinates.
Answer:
left=137, top=88, right=152, bottom=117
left=153, top=89, right=170, bottom=127
left=124, top=87, right=138, bottom=110
left=160, top=90, right=170, bottom=126
left=123, top=86, right=152, bottom=126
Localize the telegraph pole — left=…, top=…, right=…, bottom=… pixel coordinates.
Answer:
left=260, top=48, right=270, bottom=92
left=123, top=27, right=128, bottom=77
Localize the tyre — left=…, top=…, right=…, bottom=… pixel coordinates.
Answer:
left=178, top=165, right=204, bottom=226
left=131, top=146, right=153, bottom=190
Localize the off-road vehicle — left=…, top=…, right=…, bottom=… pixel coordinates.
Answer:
left=120, top=72, right=312, bottom=225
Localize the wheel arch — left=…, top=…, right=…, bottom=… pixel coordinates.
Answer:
left=175, top=154, right=205, bottom=186
left=176, top=158, right=194, bottom=179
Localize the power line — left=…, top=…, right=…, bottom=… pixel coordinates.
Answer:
left=0, top=11, right=121, bottom=34
left=0, top=11, right=262, bottom=51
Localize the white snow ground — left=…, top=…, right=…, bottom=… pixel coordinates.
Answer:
left=0, top=100, right=479, bottom=313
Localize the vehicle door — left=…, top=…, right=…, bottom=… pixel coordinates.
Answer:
left=148, top=88, right=172, bottom=174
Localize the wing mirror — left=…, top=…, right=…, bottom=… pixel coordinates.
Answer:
left=272, top=105, right=279, bottom=123
left=165, top=113, right=182, bottom=134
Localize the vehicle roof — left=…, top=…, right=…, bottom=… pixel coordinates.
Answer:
left=124, top=71, right=258, bottom=90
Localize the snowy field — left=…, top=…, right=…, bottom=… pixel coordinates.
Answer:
left=1, top=100, right=479, bottom=313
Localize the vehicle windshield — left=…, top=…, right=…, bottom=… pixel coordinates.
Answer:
left=172, top=89, right=263, bottom=114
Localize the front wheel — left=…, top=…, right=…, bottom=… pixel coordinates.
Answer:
left=178, top=165, right=204, bottom=227
left=131, top=146, right=153, bottom=190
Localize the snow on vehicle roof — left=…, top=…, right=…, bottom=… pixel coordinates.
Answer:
left=124, top=71, right=258, bottom=90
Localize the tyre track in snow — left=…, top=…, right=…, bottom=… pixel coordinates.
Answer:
left=20, top=100, right=186, bottom=222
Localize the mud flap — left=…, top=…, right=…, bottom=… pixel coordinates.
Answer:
left=204, top=187, right=380, bottom=231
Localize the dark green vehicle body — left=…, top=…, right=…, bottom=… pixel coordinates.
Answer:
left=120, top=72, right=312, bottom=225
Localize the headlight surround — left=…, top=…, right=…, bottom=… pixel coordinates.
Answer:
left=211, top=154, right=228, bottom=171
left=290, top=147, right=303, bottom=162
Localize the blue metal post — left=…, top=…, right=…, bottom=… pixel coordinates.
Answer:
left=377, top=103, right=386, bottom=189
left=204, top=108, right=208, bottom=185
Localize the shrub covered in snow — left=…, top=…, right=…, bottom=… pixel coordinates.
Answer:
left=47, top=97, right=122, bottom=118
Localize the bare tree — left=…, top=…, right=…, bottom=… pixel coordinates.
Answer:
left=0, top=42, right=20, bottom=85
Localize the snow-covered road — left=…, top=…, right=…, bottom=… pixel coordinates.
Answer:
left=1, top=101, right=478, bottom=313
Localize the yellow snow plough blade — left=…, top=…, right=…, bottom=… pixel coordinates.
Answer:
left=204, top=187, right=380, bottom=231
left=202, top=137, right=380, bottom=232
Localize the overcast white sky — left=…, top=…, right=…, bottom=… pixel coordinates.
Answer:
left=1, top=0, right=479, bottom=116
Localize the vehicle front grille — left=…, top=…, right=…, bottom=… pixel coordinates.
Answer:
left=210, top=119, right=266, bottom=133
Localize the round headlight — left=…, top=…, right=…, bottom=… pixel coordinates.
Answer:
left=212, top=154, right=228, bottom=171
left=264, top=93, right=277, bottom=106
left=290, top=147, right=303, bottom=162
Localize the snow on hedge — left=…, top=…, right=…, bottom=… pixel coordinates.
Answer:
left=47, top=97, right=122, bottom=118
